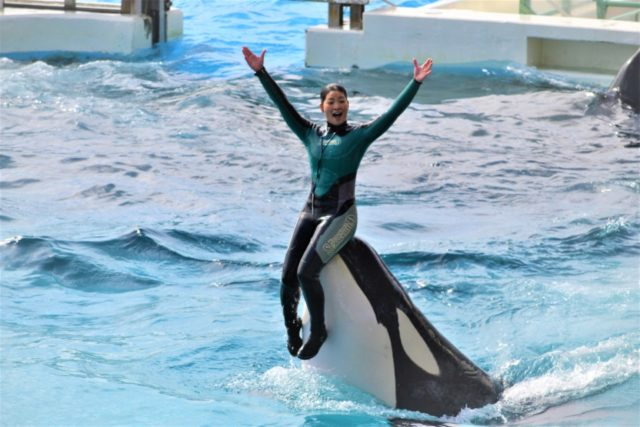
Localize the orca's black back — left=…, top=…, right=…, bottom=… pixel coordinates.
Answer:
left=609, top=48, right=640, bottom=112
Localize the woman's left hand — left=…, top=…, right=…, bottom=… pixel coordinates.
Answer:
left=413, top=58, right=433, bottom=83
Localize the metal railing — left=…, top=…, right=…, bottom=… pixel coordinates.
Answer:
left=2, top=0, right=121, bottom=13
left=594, top=0, right=640, bottom=19
left=1, top=0, right=173, bottom=42
left=519, top=0, right=588, bottom=16
left=519, top=0, right=640, bottom=20
left=1, top=0, right=171, bottom=15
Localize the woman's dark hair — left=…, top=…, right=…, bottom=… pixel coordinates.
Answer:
left=320, top=83, right=348, bottom=103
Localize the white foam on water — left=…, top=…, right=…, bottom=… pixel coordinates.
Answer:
left=448, top=334, right=640, bottom=424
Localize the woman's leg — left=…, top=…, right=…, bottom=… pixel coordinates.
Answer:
left=281, top=211, right=317, bottom=356
left=297, top=205, right=357, bottom=359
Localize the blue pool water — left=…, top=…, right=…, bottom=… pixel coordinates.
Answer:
left=1, top=1, right=639, bottom=425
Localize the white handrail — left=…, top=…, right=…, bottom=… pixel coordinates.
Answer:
left=2, top=0, right=147, bottom=14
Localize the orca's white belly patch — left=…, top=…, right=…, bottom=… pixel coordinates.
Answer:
left=302, top=255, right=396, bottom=407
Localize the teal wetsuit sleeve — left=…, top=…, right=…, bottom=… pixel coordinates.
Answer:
left=361, top=78, right=421, bottom=145
left=255, top=68, right=313, bottom=142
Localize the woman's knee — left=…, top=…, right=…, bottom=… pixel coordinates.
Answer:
left=296, top=263, right=313, bottom=285
left=296, top=257, right=322, bottom=286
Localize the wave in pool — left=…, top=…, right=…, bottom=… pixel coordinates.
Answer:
left=225, top=331, right=639, bottom=425
left=1, top=228, right=270, bottom=292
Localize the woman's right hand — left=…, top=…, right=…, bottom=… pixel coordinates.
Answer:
left=413, top=58, right=433, bottom=83
left=242, top=46, right=266, bottom=72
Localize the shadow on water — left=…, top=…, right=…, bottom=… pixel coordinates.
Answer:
left=586, top=93, right=640, bottom=148
left=288, top=61, right=608, bottom=105
left=258, top=60, right=640, bottom=149
left=389, top=419, right=457, bottom=427
left=1, top=47, right=163, bottom=66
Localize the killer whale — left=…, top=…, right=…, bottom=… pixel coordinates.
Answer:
left=608, top=48, right=640, bottom=112
left=301, top=237, right=501, bottom=417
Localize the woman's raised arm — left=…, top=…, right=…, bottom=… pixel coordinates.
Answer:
left=362, top=57, right=432, bottom=143
left=243, top=47, right=313, bottom=142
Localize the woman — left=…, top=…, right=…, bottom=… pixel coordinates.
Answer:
left=242, top=46, right=433, bottom=360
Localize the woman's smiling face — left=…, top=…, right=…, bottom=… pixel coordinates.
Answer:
left=321, top=90, right=349, bottom=126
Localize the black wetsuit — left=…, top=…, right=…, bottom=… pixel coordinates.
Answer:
left=255, top=67, right=422, bottom=358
